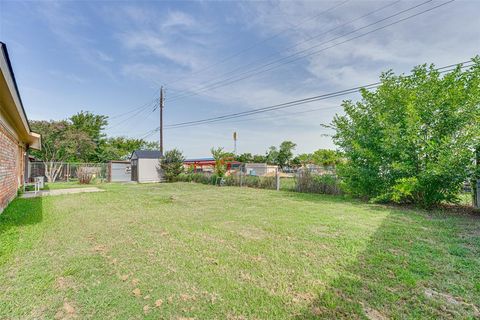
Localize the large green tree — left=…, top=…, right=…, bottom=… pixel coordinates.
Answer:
left=70, top=111, right=108, bottom=162
left=331, top=59, right=480, bottom=208
left=29, top=120, right=95, bottom=181
left=30, top=111, right=162, bottom=180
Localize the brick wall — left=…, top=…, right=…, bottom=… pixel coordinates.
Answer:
left=0, top=123, right=23, bottom=212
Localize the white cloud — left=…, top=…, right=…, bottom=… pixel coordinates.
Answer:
left=162, top=11, right=196, bottom=29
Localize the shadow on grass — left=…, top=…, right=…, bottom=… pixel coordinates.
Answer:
left=0, top=197, right=43, bottom=265
left=294, top=207, right=480, bottom=319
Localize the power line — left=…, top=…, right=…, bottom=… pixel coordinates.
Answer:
left=167, top=0, right=400, bottom=101
left=164, top=0, right=351, bottom=88
left=108, top=96, right=159, bottom=120
left=107, top=98, right=159, bottom=130
left=168, top=0, right=452, bottom=102
left=162, top=60, right=472, bottom=129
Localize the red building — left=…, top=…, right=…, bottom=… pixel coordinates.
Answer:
left=183, top=158, right=241, bottom=173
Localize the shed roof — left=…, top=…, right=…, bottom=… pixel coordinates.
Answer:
left=131, top=150, right=163, bottom=159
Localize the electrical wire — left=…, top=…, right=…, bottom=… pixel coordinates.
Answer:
left=162, top=60, right=472, bottom=129
left=164, top=0, right=351, bottom=87
left=168, top=0, right=453, bottom=102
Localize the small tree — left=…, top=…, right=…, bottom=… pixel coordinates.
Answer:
left=160, top=149, right=185, bottom=182
left=211, top=147, right=232, bottom=177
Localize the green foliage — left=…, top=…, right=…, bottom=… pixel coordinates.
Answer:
left=211, top=147, right=233, bottom=177
left=292, top=153, right=312, bottom=167
left=311, top=149, right=342, bottom=167
left=70, top=111, right=108, bottom=144
left=30, top=119, right=95, bottom=163
left=296, top=171, right=342, bottom=195
left=30, top=111, right=161, bottom=164
left=332, top=58, right=480, bottom=208
left=98, top=137, right=148, bottom=161
left=267, top=141, right=296, bottom=168
left=160, top=149, right=185, bottom=182
left=235, top=153, right=253, bottom=163
left=252, top=154, right=267, bottom=163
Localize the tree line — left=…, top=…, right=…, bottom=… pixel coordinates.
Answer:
left=29, top=111, right=159, bottom=164
left=30, top=57, right=480, bottom=208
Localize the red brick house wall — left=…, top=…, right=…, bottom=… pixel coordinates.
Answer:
left=0, top=123, right=24, bottom=211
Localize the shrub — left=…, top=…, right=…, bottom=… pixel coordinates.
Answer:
left=77, top=166, right=94, bottom=184
left=332, top=59, right=480, bottom=208
left=296, top=171, right=342, bottom=195
left=160, top=149, right=185, bottom=182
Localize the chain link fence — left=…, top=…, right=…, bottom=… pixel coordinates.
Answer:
left=176, top=164, right=342, bottom=195
left=28, top=162, right=108, bottom=183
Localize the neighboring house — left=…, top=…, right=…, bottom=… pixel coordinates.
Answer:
left=130, top=150, right=164, bottom=183
left=244, top=163, right=278, bottom=177
left=0, top=42, right=41, bottom=212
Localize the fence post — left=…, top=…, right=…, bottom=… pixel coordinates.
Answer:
left=276, top=168, right=280, bottom=191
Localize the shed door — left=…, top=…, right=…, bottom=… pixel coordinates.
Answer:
left=131, top=160, right=138, bottom=182
left=111, top=163, right=132, bottom=182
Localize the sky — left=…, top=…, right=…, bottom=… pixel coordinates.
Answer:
left=1, top=0, right=479, bottom=158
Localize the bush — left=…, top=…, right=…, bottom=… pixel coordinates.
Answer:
left=160, top=149, right=185, bottom=182
left=77, top=166, right=94, bottom=184
left=332, top=60, right=480, bottom=208
left=296, top=171, right=342, bottom=195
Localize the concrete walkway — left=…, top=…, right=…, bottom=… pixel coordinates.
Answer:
left=21, top=187, right=105, bottom=198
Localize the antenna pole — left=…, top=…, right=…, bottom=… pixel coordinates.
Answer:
left=160, top=87, right=164, bottom=155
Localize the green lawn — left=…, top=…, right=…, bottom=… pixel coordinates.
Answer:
left=42, top=180, right=105, bottom=190
left=1, top=183, right=479, bottom=319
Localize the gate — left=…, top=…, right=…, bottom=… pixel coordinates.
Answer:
left=108, top=161, right=132, bottom=182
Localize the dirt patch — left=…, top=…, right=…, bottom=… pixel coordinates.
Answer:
left=54, top=301, right=77, bottom=319
left=93, top=244, right=107, bottom=253
left=155, top=299, right=164, bottom=308
left=132, top=288, right=142, bottom=297
left=55, top=276, right=75, bottom=291
left=292, top=292, right=315, bottom=304
left=424, top=288, right=480, bottom=316
left=363, top=306, right=388, bottom=320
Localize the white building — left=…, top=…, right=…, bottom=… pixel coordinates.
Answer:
left=130, top=150, right=164, bottom=183
left=244, top=163, right=278, bottom=176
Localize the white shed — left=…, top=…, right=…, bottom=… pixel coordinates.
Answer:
left=130, top=150, right=164, bottom=183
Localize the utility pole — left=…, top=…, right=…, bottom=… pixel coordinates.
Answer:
left=233, top=131, right=237, bottom=155
left=159, top=86, right=164, bottom=156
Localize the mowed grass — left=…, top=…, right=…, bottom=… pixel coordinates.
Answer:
left=0, top=183, right=479, bottom=319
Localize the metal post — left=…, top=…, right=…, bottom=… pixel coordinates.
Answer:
left=276, top=168, right=280, bottom=191
left=160, top=87, right=164, bottom=156
left=240, top=164, right=244, bottom=187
